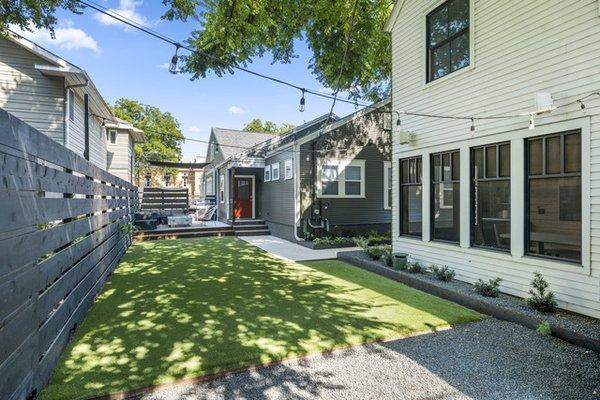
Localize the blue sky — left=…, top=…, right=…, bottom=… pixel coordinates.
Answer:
left=15, top=0, right=356, bottom=159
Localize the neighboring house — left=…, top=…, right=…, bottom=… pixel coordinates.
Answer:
left=105, top=118, right=146, bottom=183
left=385, top=0, right=600, bottom=318
left=139, top=157, right=207, bottom=199
left=0, top=31, right=114, bottom=169
left=203, top=101, right=392, bottom=241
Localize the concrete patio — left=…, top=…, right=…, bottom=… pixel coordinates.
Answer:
left=239, top=235, right=359, bottom=261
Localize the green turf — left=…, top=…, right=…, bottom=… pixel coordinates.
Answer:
left=41, top=237, right=483, bottom=400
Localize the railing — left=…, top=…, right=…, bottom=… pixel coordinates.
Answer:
left=0, top=108, right=138, bottom=400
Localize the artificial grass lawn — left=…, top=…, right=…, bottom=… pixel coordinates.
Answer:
left=42, top=237, right=484, bottom=400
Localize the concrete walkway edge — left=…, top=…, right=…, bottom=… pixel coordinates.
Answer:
left=337, top=251, right=600, bottom=353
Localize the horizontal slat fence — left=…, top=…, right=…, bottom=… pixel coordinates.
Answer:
left=0, top=108, right=138, bottom=400
left=140, top=187, right=189, bottom=211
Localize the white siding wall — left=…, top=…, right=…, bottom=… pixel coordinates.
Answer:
left=390, top=0, right=600, bottom=318
left=67, top=91, right=106, bottom=169
left=107, top=130, right=134, bottom=182
left=0, top=39, right=64, bottom=143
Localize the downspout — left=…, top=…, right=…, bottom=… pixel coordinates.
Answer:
left=83, top=93, right=89, bottom=160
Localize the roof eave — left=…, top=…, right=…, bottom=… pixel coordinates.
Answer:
left=384, top=0, right=405, bottom=32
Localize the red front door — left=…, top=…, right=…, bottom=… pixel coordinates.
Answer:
left=234, top=177, right=253, bottom=219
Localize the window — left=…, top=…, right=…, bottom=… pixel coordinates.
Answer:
left=400, top=157, right=422, bottom=237
left=219, top=173, right=225, bottom=203
left=206, top=175, right=214, bottom=195
left=68, top=89, right=75, bottom=122
left=271, top=162, right=280, bottom=181
left=526, top=131, right=581, bottom=263
left=107, top=130, right=117, bottom=144
left=264, top=165, right=271, bottom=182
left=384, top=161, right=392, bottom=210
left=318, top=159, right=365, bottom=198
left=431, top=150, right=460, bottom=243
left=182, top=173, right=188, bottom=187
left=284, top=159, right=293, bottom=180
left=144, top=174, right=151, bottom=187
left=164, top=175, right=172, bottom=187
left=427, top=0, right=470, bottom=82
left=472, top=142, right=510, bottom=251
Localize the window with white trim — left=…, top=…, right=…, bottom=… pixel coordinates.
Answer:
left=383, top=161, right=392, bottom=210
left=206, top=175, right=214, bottom=195
left=284, top=159, right=293, bottom=180
left=264, top=165, right=271, bottom=182
left=219, top=173, right=225, bottom=203
left=271, top=162, right=280, bottom=181
left=317, top=159, right=365, bottom=198
left=107, top=130, right=117, bottom=144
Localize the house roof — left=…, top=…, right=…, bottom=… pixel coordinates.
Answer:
left=322, top=98, right=391, bottom=134
left=104, top=117, right=146, bottom=143
left=211, top=128, right=275, bottom=160
left=7, top=30, right=114, bottom=120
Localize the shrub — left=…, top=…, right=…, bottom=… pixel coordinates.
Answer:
left=382, top=248, right=394, bottom=267
left=536, top=321, right=552, bottom=336
left=527, top=272, right=557, bottom=313
left=353, top=236, right=369, bottom=250
left=366, top=230, right=392, bottom=246
left=430, top=265, right=455, bottom=282
left=364, top=245, right=390, bottom=261
left=472, top=278, right=502, bottom=297
left=401, top=262, right=422, bottom=274
left=312, top=236, right=355, bottom=249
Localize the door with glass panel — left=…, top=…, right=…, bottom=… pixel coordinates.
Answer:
left=526, top=131, right=581, bottom=262
left=471, top=143, right=511, bottom=251
left=399, top=157, right=422, bottom=237
left=431, top=150, right=460, bottom=243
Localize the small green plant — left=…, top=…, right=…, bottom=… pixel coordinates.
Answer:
left=472, top=278, right=502, bottom=297
left=353, top=236, right=369, bottom=250
left=402, top=262, right=423, bottom=274
left=312, top=236, right=355, bottom=249
left=364, top=245, right=390, bottom=261
left=382, top=248, right=394, bottom=267
left=430, top=265, right=455, bottom=282
left=527, top=272, right=557, bottom=313
left=120, top=223, right=134, bottom=234
left=536, top=321, right=552, bottom=336
left=366, top=230, right=392, bottom=246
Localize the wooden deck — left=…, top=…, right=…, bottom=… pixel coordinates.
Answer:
left=134, top=221, right=234, bottom=242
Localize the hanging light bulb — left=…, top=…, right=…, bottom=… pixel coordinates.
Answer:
left=395, top=111, right=402, bottom=126
left=169, top=44, right=180, bottom=74
left=529, top=113, right=535, bottom=130
left=578, top=100, right=586, bottom=110
left=299, top=89, right=306, bottom=112
left=470, top=118, right=475, bottom=132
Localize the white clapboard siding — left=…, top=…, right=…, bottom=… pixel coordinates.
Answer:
left=68, top=91, right=106, bottom=169
left=0, top=39, right=64, bottom=143
left=390, top=0, right=600, bottom=318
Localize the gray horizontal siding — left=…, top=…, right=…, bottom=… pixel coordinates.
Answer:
left=258, top=149, right=295, bottom=230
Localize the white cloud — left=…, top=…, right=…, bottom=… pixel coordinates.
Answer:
left=228, top=106, right=247, bottom=116
left=94, top=0, right=148, bottom=30
left=188, top=125, right=201, bottom=133
left=11, top=24, right=100, bottom=53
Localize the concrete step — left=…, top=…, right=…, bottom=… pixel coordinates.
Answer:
left=231, top=219, right=266, bottom=226
left=235, top=229, right=271, bottom=237
left=233, top=224, right=269, bottom=231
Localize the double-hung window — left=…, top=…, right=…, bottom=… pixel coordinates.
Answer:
left=264, top=165, right=271, bottom=182
left=427, top=0, right=470, bottom=82
left=164, top=175, right=171, bottom=187
left=219, top=173, right=225, bottom=203
left=271, top=162, right=280, bottom=181
left=384, top=161, right=392, bottom=210
left=107, top=130, right=117, bottom=144
left=318, top=159, right=365, bottom=198
left=431, top=150, right=460, bottom=243
left=206, top=175, right=214, bottom=195
left=399, top=157, right=422, bottom=237
left=472, top=143, right=511, bottom=251
left=526, top=131, right=581, bottom=263
left=284, top=159, right=293, bottom=180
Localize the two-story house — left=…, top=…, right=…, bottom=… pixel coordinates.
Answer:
left=386, top=0, right=600, bottom=318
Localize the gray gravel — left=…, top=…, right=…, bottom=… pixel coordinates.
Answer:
left=341, top=250, right=600, bottom=342
left=132, top=320, right=600, bottom=400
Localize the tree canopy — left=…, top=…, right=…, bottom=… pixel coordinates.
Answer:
left=243, top=119, right=296, bottom=134
left=112, top=98, right=185, bottom=166
left=1, top=0, right=392, bottom=101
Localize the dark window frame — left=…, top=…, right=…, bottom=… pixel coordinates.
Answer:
left=426, top=0, right=470, bottom=82
left=525, top=130, right=582, bottom=264
left=399, top=156, right=423, bottom=238
left=470, top=142, right=511, bottom=252
left=430, top=150, right=460, bottom=244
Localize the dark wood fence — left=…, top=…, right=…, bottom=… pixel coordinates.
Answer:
left=140, top=187, right=189, bottom=212
left=0, top=109, right=138, bottom=400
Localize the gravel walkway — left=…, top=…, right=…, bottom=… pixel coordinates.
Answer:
left=132, top=319, right=600, bottom=400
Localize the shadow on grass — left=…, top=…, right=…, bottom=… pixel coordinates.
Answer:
left=41, top=237, right=482, bottom=400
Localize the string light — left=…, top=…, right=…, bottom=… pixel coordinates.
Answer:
left=395, top=111, right=402, bottom=126
left=578, top=100, right=586, bottom=110
left=169, top=44, right=180, bottom=74
left=299, top=89, right=306, bottom=112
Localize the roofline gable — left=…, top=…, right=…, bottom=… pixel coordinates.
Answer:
left=384, top=0, right=406, bottom=32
